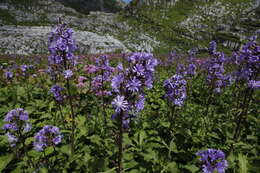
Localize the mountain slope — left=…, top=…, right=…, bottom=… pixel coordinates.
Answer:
left=124, top=0, right=260, bottom=54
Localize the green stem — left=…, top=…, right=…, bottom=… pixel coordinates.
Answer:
left=117, top=111, right=123, bottom=173
left=66, top=78, right=76, bottom=155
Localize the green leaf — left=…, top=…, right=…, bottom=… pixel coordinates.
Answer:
left=0, top=154, right=13, bottom=172
left=139, top=130, right=147, bottom=146
left=88, top=135, right=102, bottom=146
left=238, top=153, right=248, bottom=173
left=25, top=137, right=34, bottom=145
left=40, top=167, right=48, bottom=173
left=45, top=146, right=54, bottom=155
left=60, top=145, right=71, bottom=156
left=165, top=162, right=179, bottom=172
left=182, top=164, right=199, bottom=173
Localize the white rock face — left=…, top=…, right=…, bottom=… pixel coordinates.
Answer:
left=0, top=26, right=129, bottom=55
left=124, top=33, right=160, bottom=53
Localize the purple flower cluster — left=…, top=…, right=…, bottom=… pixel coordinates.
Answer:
left=196, top=149, right=228, bottom=173
left=48, top=23, right=77, bottom=78
left=33, top=125, right=62, bottom=151
left=20, top=64, right=34, bottom=77
left=50, top=85, right=65, bottom=103
left=3, top=108, right=31, bottom=147
left=4, top=71, right=14, bottom=80
left=111, top=53, right=158, bottom=126
left=232, top=36, right=259, bottom=89
left=205, top=42, right=231, bottom=93
left=171, top=50, right=197, bottom=78
left=77, top=76, right=87, bottom=88
left=91, top=55, right=114, bottom=96
left=209, top=41, right=217, bottom=54
left=164, top=74, right=187, bottom=106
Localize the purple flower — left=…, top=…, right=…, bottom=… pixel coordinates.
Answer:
left=50, top=85, right=65, bottom=102
left=196, top=149, right=228, bottom=173
left=110, top=52, right=158, bottom=126
left=133, top=64, right=145, bottom=76
left=112, top=95, right=128, bottom=113
left=3, top=108, right=31, bottom=147
left=4, top=108, right=29, bottom=124
left=248, top=80, right=260, bottom=89
left=111, top=73, right=124, bottom=92
left=6, top=132, right=18, bottom=147
left=126, top=77, right=142, bottom=92
left=20, top=65, right=28, bottom=72
left=164, top=74, right=187, bottom=106
left=4, top=71, right=13, bottom=80
left=135, top=95, right=145, bottom=112
left=205, top=50, right=230, bottom=93
left=84, top=64, right=99, bottom=74
left=209, top=41, right=217, bottom=54
left=34, top=125, right=62, bottom=152
left=63, top=69, right=73, bottom=79
left=48, top=23, right=77, bottom=78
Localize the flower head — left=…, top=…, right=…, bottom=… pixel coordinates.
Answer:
left=3, top=108, right=31, bottom=147
left=196, top=149, right=228, bottom=173
left=164, top=74, right=187, bottom=106
left=112, top=95, right=128, bottom=113
left=126, top=77, right=142, bottom=92
left=34, top=125, right=62, bottom=152
left=4, top=71, right=13, bottom=80
left=63, top=69, right=73, bottom=79
left=50, top=85, right=65, bottom=102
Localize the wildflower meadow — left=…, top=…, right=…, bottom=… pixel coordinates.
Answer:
left=0, top=23, right=259, bottom=173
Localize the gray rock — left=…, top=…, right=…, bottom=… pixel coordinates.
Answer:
left=0, top=26, right=129, bottom=55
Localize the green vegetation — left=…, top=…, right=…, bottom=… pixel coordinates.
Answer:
left=0, top=9, right=16, bottom=25
left=122, top=0, right=257, bottom=54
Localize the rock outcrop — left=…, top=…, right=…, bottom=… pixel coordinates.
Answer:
left=0, top=26, right=128, bottom=55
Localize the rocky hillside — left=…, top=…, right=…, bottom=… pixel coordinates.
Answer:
left=0, top=0, right=259, bottom=55
left=0, top=0, right=160, bottom=55
left=125, top=0, right=260, bottom=53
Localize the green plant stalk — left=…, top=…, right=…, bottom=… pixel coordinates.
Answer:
left=101, top=68, right=107, bottom=131
left=57, top=102, right=64, bottom=125
left=66, top=78, right=76, bottom=155
left=203, top=74, right=216, bottom=135
left=233, top=87, right=253, bottom=142
left=117, top=111, right=123, bottom=173
left=169, top=103, right=176, bottom=131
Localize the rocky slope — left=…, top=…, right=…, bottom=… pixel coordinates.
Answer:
left=0, top=0, right=159, bottom=55
left=125, top=0, right=260, bottom=53
left=0, top=0, right=259, bottom=55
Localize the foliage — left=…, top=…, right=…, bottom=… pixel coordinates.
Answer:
left=0, top=24, right=259, bottom=173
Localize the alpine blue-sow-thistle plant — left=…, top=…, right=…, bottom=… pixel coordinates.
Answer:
left=48, top=23, right=77, bottom=74
left=196, top=149, right=228, bottom=173
left=47, top=21, right=77, bottom=154
left=111, top=52, right=158, bottom=123
left=205, top=41, right=232, bottom=93
left=33, top=125, right=62, bottom=152
left=111, top=52, right=158, bottom=173
left=230, top=33, right=259, bottom=146
left=232, top=35, right=259, bottom=87
left=3, top=108, right=31, bottom=147
left=91, top=55, right=114, bottom=97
